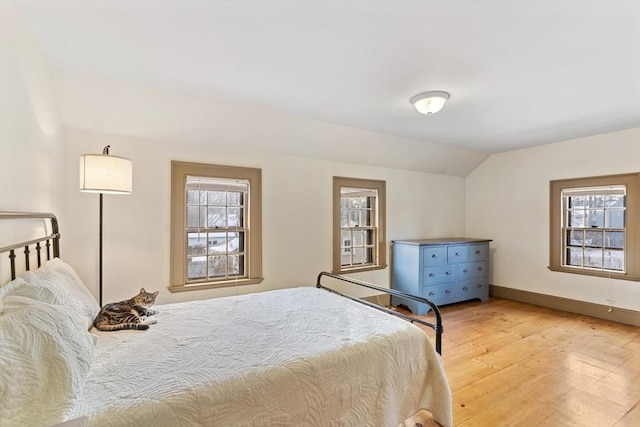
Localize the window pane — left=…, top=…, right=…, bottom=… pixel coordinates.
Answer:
left=227, top=232, right=240, bottom=254
left=208, top=207, right=226, bottom=227
left=604, top=250, right=624, bottom=271
left=187, top=206, right=199, bottom=228
left=187, top=189, right=199, bottom=205
left=352, top=247, right=364, bottom=265
left=341, top=230, right=350, bottom=247
left=584, top=248, right=602, bottom=268
left=349, top=210, right=360, bottom=226
left=228, top=192, right=241, bottom=206
left=584, top=230, right=603, bottom=248
left=187, top=257, right=206, bottom=280
left=227, top=207, right=242, bottom=227
left=228, top=254, right=244, bottom=275
left=365, top=247, right=373, bottom=263
left=605, top=210, right=624, bottom=228
left=208, top=255, right=227, bottom=277
left=361, top=209, right=371, bottom=226
left=569, top=209, right=585, bottom=227
left=566, top=247, right=582, bottom=267
left=352, top=230, right=364, bottom=247
left=199, top=207, right=207, bottom=227
left=208, top=232, right=227, bottom=254
left=604, top=231, right=624, bottom=249
left=208, top=191, right=226, bottom=205
left=567, top=230, right=583, bottom=246
left=187, top=233, right=207, bottom=256
left=199, top=190, right=207, bottom=205
left=570, top=196, right=585, bottom=207
left=341, top=249, right=351, bottom=266
left=586, top=209, right=604, bottom=228
left=585, top=195, right=604, bottom=208
left=365, top=229, right=374, bottom=245
left=236, top=232, right=245, bottom=252
left=605, top=195, right=624, bottom=208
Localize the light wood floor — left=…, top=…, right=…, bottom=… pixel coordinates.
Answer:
left=403, top=297, right=640, bottom=427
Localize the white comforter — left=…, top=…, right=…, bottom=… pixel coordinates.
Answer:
left=71, top=287, right=452, bottom=427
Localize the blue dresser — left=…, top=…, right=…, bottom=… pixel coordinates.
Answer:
left=391, top=238, right=492, bottom=315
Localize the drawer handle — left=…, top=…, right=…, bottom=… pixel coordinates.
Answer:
left=476, top=283, right=482, bottom=288
left=429, top=273, right=435, bottom=277
left=445, top=289, right=452, bottom=294
left=431, top=254, right=437, bottom=258
left=477, top=267, right=483, bottom=271
left=463, top=269, right=469, bottom=273
left=445, top=271, right=452, bottom=275
left=455, top=252, right=460, bottom=256
left=475, top=250, right=481, bottom=254
left=428, top=291, right=435, bottom=296
left=463, top=286, right=469, bottom=291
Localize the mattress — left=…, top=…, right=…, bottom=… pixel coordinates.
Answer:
left=70, top=287, right=452, bottom=427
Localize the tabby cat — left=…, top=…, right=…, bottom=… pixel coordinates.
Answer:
left=94, top=288, right=159, bottom=331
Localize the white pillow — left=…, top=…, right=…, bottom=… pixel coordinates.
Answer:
left=20, top=258, right=100, bottom=330
left=0, top=276, right=64, bottom=310
left=0, top=292, right=96, bottom=426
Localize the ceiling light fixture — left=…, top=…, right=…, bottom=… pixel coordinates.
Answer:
left=410, top=91, right=450, bottom=115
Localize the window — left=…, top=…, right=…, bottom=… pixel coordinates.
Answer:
left=549, top=173, right=640, bottom=281
left=170, top=162, right=262, bottom=291
left=333, top=177, right=386, bottom=273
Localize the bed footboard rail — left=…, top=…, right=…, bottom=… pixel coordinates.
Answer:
left=0, top=212, right=60, bottom=280
left=316, top=271, right=443, bottom=355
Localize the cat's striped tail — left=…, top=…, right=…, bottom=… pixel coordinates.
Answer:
left=97, top=323, right=150, bottom=331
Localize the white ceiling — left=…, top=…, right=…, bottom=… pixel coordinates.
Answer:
left=15, top=0, right=640, bottom=154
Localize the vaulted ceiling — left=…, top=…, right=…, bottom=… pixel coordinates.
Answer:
left=15, top=0, right=640, bottom=154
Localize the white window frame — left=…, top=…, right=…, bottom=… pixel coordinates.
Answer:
left=561, top=185, right=626, bottom=272
left=170, top=161, right=263, bottom=292
left=549, top=173, right=640, bottom=281
left=333, top=177, right=386, bottom=273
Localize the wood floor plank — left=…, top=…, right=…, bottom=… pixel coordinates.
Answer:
left=403, top=297, right=640, bottom=426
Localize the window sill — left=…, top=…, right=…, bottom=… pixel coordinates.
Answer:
left=332, top=264, right=387, bottom=275
left=168, top=277, right=264, bottom=293
left=547, top=266, right=639, bottom=282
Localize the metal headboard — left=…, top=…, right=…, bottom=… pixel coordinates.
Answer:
left=0, top=212, right=60, bottom=280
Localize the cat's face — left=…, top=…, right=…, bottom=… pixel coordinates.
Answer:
left=134, top=287, right=159, bottom=307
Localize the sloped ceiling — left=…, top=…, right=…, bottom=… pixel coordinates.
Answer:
left=11, top=0, right=640, bottom=175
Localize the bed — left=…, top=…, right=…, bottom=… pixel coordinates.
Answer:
left=0, top=212, right=452, bottom=427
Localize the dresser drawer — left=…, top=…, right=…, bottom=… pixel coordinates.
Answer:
left=447, top=245, right=469, bottom=263
left=422, top=246, right=447, bottom=266
left=422, top=283, right=457, bottom=306
left=422, top=265, right=456, bottom=285
left=458, top=261, right=487, bottom=279
left=457, top=280, right=489, bottom=301
left=469, top=244, right=488, bottom=262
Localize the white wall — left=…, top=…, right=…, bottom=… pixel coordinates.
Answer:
left=62, top=129, right=465, bottom=305
left=0, top=1, right=62, bottom=213
left=0, top=2, right=64, bottom=282
left=465, top=128, right=640, bottom=311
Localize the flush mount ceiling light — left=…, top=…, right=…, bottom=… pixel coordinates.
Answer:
left=410, top=91, right=450, bottom=115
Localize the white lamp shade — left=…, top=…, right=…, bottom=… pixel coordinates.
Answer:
left=79, top=154, right=133, bottom=194
left=410, top=91, right=450, bottom=115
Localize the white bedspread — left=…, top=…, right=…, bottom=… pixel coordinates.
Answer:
left=70, top=287, right=452, bottom=427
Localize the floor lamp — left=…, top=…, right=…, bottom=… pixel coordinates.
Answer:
left=79, top=145, right=133, bottom=307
